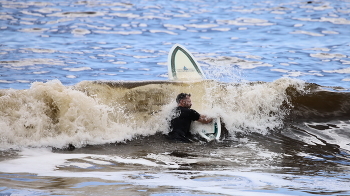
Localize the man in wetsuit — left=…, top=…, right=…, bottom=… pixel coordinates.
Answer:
left=168, top=93, right=213, bottom=142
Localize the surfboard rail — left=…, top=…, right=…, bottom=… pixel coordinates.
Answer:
left=197, top=117, right=222, bottom=142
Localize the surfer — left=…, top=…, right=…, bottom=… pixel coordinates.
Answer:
left=168, top=93, right=213, bottom=142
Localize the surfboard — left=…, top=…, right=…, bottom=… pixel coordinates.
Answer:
left=193, top=117, right=222, bottom=142
left=168, top=44, right=205, bottom=81
left=168, top=44, right=221, bottom=142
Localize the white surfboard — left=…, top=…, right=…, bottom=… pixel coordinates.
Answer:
left=193, top=117, right=222, bottom=142
left=168, top=44, right=221, bottom=142
left=168, top=44, right=205, bottom=81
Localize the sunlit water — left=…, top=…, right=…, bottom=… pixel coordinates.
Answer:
left=1, top=0, right=350, bottom=195
left=1, top=0, right=350, bottom=89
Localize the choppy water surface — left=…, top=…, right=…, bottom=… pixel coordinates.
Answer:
left=1, top=0, right=350, bottom=195
left=1, top=0, right=350, bottom=89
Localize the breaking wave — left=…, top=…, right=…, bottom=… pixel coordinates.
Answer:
left=1, top=78, right=349, bottom=151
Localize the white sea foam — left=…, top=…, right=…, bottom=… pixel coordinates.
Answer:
left=0, top=80, right=145, bottom=150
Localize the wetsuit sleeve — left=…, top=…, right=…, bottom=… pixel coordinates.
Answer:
left=189, top=109, right=200, bottom=121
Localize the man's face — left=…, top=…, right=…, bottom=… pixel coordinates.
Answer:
left=181, top=96, right=192, bottom=108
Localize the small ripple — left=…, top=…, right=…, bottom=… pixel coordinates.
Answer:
left=304, top=48, right=331, bottom=52
left=312, top=5, right=334, bottom=11
left=163, top=24, right=186, bottom=30
left=19, top=21, right=34, bottom=25
left=271, top=11, right=286, bottom=15
left=19, top=28, right=48, bottom=33
left=48, top=11, right=104, bottom=17
left=290, top=30, right=324, bottom=37
left=185, top=24, right=218, bottom=28
left=323, top=67, right=350, bottom=74
left=16, top=80, right=31, bottom=83
left=0, top=80, right=13, bottom=84
left=217, top=18, right=274, bottom=26
left=0, top=58, right=64, bottom=67
left=200, top=36, right=211, bottom=40
left=35, top=7, right=61, bottom=14
left=310, top=53, right=347, bottom=58
left=112, top=61, right=127, bottom=65
left=66, top=75, right=77, bottom=78
left=86, top=24, right=113, bottom=30
left=24, top=48, right=56, bottom=53
left=211, top=28, right=231, bottom=32
left=109, top=13, right=139, bottom=18
left=63, top=67, right=92, bottom=72
left=133, top=56, right=156, bottom=59
left=94, top=30, right=142, bottom=35
left=149, top=30, right=177, bottom=35
left=98, top=54, right=115, bottom=58
left=33, top=71, right=49, bottom=74
left=322, top=30, right=339, bottom=34
left=20, top=10, right=44, bottom=17
left=294, top=17, right=350, bottom=25
left=173, top=13, right=191, bottom=18
left=340, top=60, right=350, bottom=65
left=72, top=28, right=91, bottom=35
left=0, top=15, right=15, bottom=20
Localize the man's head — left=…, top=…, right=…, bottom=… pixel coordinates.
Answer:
left=176, top=93, right=192, bottom=108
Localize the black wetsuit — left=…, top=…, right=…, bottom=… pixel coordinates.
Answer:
left=168, top=106, right=200, bottom=142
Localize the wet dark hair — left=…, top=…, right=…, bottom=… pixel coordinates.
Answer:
left=176, top=93, right=191, bottom=103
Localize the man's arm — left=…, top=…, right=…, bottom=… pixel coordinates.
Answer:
left=197, top=115, right=213, bottom=124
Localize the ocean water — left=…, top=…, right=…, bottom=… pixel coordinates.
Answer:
left=1, top=0, right=350, bottom=195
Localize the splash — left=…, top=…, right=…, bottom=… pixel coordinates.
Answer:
left=202, top=77, right=306, bottom=134
left=0, top=78, right=306, bottom=150
left=0, top=80, right=135, bottom=150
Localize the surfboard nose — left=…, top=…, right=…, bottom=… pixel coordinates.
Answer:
left=168, top=44, right=205, bottom=81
